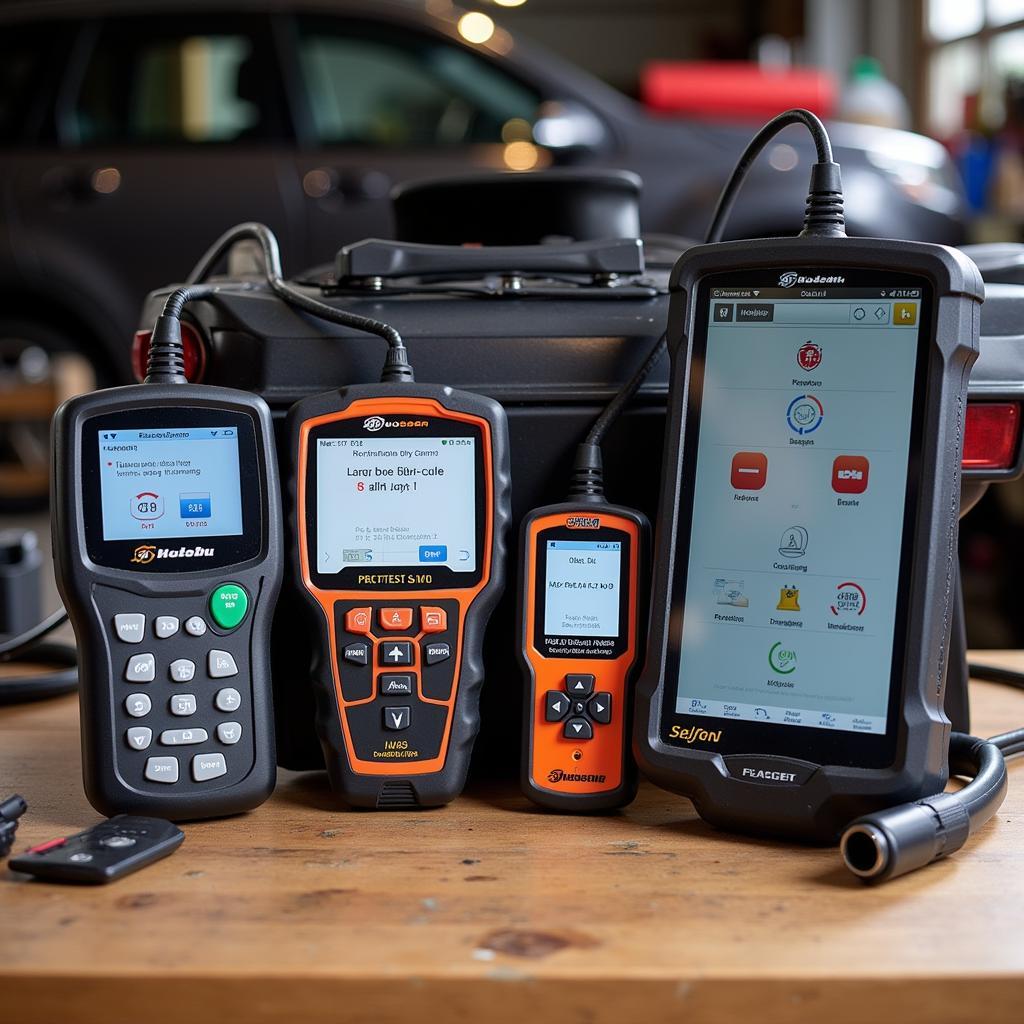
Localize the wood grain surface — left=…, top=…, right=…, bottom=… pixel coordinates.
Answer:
left=2, top=656, right=1024, bottom=1024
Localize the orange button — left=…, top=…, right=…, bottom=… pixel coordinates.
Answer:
left=344, top=607, right=373, bottom=635
left=420, top=606, right=447, bottom=634
left=379, top=607, right=414, bottom=632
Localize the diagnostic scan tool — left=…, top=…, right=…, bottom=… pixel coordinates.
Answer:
left=520, top=504, right=647, bottom=811
left=51, top=298, right=283, bottom=820
left=291, top=385, right=510, bottom=808
left=635, top=236, right=984, bottom=841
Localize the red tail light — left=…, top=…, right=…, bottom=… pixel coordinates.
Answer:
left=962, top=402, right=1021, bottom=470
left=131, top=321, right=207, bottom=383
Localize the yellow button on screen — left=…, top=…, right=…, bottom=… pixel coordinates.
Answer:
left=893, top=302, right=918, bottom=325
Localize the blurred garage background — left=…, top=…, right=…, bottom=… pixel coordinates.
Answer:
left=0, top=0, right=1023, bottom=648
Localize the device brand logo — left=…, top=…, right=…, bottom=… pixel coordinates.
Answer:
left=740, top=767, right=798, bottom=783
left=566, top=516, right=601, bottom=529
left=668, top=725, right=722, bottom=743
left=132, top=545, right=215, bottom=564
left=547, top=768, right=607, bottom=784
left=778, top=271, right=846, bottom=286
left=362, top=416, right=430, bottom=431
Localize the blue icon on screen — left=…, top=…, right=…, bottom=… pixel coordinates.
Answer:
left=419, top=545, right=447, bottom=563
left=180, top=492, right=212, bottom=518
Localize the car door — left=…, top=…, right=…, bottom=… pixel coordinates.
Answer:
left=278, top=13, right=546, bottom=264
left=9, top=13, right=304, bottom=345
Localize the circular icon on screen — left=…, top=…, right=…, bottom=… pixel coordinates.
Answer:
left=786, top=394, right=823, bottom=435
left=797, top=341, right=822, bottom=372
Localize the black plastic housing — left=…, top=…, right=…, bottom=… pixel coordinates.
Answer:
left=51, top=384, right=283, bottom=820
left=286, top=383, right=511, bottom=808
left=633, top=236, right=984, bottom=842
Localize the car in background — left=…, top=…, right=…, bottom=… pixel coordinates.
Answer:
left=0, top=0, right=967, bottom=503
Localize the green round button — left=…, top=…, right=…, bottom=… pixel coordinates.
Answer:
left=209, top=583, right=248, bottom=631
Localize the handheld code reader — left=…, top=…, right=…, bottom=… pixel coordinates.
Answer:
left=52, top=281, right=283, bottom=820
left=634, top=110, right=999, bottom=869
left=289, top=323, right=510, bottom=808
left=518, top=344, right=658, bottom=811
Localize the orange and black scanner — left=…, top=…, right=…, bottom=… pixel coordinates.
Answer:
left=519, top=501, right=648, bottom=811
left=289, top=383, right=510, bottom=809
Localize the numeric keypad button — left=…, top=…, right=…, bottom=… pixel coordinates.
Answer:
left=208, top=650, right=238, bottom=678
left=192, top=753, right=227, bottom=782
left=125, top=653, right=155, bottom=683
left=125, top=693, right=152, bottom=718
left=145, top=757, right=179, bottom=784
left=184, top=616, right=207, bottom=637
left=126, top=727, right=152, bottom=750
left=217, top=721, right=242, bottom=745
left=215, top=687, right=241, bottom=713
left=155, top=616, right=179, bottom=639
left=114, top=614, right=146, bottom=644
left=170, top=694, right=197, bottom=717
left=169, top=659, right=196, bottom=683
left=160, top=728, right=208, bottom=746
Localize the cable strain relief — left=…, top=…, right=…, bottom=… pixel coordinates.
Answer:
left=380, top=345, right=415, bottom=383
left=144, top=314, right=188, bottom=385
left=917, top=791, right=972, bottom=857
left=567, top=443, right=606, bottom=502
left=799, top=161, right=846, bottom=238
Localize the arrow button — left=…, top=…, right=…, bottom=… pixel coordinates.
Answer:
left=378, top=641, right=413, bottom=667
left=563, top=717, right=593, bottom=741
left=588, top=693, right=613, bottom=725
left=564, top=673, right=595, bottom=697
left=544, top=690, right=570, bottom=722
left=383, top=706, right=411, bottom=731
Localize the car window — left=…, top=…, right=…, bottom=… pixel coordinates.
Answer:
left=0, top=22, right=53, bottom=145
left=68, top=17, right=287, bottom=145
left=294, top=18, right=541, bottom=147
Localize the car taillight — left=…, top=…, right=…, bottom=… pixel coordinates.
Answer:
left=962, top=402, right=1021, bottom=470
left=131, top=321, right=207, bottom=383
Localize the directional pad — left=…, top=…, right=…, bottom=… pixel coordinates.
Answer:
left=544, top=691, right=571, bottom=721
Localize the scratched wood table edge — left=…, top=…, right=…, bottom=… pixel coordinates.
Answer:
left=2, top=654, right=1024, bottom=1023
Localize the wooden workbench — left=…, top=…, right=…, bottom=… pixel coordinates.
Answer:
left=2, top=658, right=1024, bottom=1024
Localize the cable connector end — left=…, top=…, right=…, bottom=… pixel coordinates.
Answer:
left=567, top=443, right=606, bottom=503
left=840, top=792, right=970, bottom=884
left=144, top=314, right=189, bottom=385
left=799, top=161, right=846, bottom=238
left=380, top=345, right=415, bottom=384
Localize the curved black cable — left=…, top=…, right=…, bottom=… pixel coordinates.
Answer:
left=567, top=332, right=667, bottom=503
left=0, top=609, right=78, bottom=703
left=182, top=222, right=412, bottom=380
left=704, top=108, right=844, bottom=244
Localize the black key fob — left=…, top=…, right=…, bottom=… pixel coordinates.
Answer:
left=8, top=815, right=184, bottom=884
